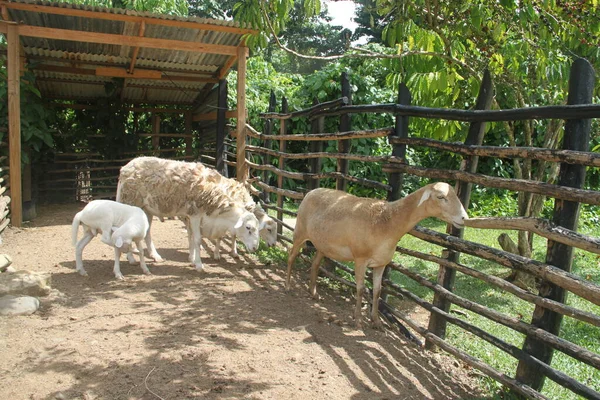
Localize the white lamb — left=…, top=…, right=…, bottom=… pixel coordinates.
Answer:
left=71, top=200, right=150, bottom=280
left=116, top=156, right=260, bottom=271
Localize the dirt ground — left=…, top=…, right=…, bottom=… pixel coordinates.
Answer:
left=0, top=203, right=486, bottom=400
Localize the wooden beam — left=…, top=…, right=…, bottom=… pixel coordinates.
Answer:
left=32, top=64, right=218, bottom=82
left=218, top=55, right=238, bottom=80
left=0, top=1, right=258, bottom=35
left=96, top=66, right=162, bottom=79
left=236, top=45, right=248, bottom=181
left=128, top=20, right=145, bottom=74
left=16, top=24, right=240, bottom=56
left=193, top=110, right=237, bottom=122
left=7, top=22, right=21, bottom=227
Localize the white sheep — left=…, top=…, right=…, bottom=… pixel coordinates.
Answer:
left=116, top=156, right=260, bottom=271
left=71, top=200, right=150, bottom=280
left=286, top=182, right=468, bottom=329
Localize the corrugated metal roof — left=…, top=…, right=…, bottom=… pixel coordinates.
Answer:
left=2, top=0, right=250, bottom=107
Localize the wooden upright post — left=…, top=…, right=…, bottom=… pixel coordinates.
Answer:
left=337, top=72, right=351, bottom=192
left=514, top=59, right=594, bottom=392
left=261, top=91, right=277, bottom=203
left=276, top=97, right=288, bottom=235
left=7, top=22, right=22, bottom=227
left=216, top=79, right=227, bottom=175
left=426, top=70, right=493, bottom=350
left=308, top=98, right=324, bottom=191
left=151, top=114, right=160, bottom=156
left=184, top=111, right=193, bottom=158
left=387, top=83, right=411, bottom=202
left=236, top=46, right=248, bottom=182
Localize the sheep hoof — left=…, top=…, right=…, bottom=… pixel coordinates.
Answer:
left=77, top=270, right=88, bottom=277
left=230, top=252, right=240, bottom=259
left=194, top=264, right=204, bottom=272
left=152, top=255, right=164, bottom=263
left=115, top=274, right=125, bottom=280
left=371, top=321, right=384, bottom=331
left=144, top=271, right=152, bottom=276
left=213, top=253, right=221, bottom=260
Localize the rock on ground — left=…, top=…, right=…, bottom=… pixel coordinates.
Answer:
left=0, top=295, right=40, bottom=315
left=0, top=270, right=52, bottom=297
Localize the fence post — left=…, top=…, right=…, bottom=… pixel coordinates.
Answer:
left=216, top=79, right=228, bottom=176
left=514, top=58, right=595, bottom=392
left=262, top=91, right=277, bottom=203
left=387, top=83, right=411, bottom=202
left=381, top=82, right=411, bottom=307
left=151, top=114, right=160, bottom=156
left=426, top=69, right=494, bottom=350
left=308, top=98, right=324, bottom=191
left=276, top=97, right=288, bottom=235
left=337, top=72, right=352, bottom=192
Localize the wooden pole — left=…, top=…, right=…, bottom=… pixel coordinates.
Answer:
left=308, top=98, right=324, bottom=191
left=235, top=46, right=248, bottom=182
left=151, top=114, right=160, bottom=156
left=184, top=111, right=193, bottom=158
left=7, top=22, right=22, bottom=227
left=262, top=91, right=276, bottom=203
left=216, top=78, right=227, bottom=176
left=515, top=59, right=595, bottom=392
left=336, top=72, right=351, bottom=191
left=387, top=83, right=410, bottom=202
left=276, top=97, right=288, bottom=235
left=427, top=69, right=493, bottom=349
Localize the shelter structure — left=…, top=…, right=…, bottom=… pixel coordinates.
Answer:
left=0, top=0, right=254, bottom=226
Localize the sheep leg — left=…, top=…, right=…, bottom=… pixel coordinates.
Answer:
left=211, top=238, right=221, bottom=260
left=113, top=247, right=124, bottom=280
left=188, top=216, right=204, bottom=271
left=75, top=230, right=95, bottom=276
left=144, top=216, right=164, bottom=262
left=309, top=251, right=324, bottom=299
left=230, top=234, right=239, bottom=258
left=135, top=239, right=151, bottom=275
left=371, top=266, right=385, bottom=330
left=285, top=241, right=304, bottom=291
left=354, top=261, right=368, bottom=329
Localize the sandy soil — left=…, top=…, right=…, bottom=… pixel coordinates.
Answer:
left=0, top=203, right=486, bottom=400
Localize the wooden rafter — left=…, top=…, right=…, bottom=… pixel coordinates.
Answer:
left=0, top=1, right=258, bottom=36
left=12, top=24, right=240, bottom=56
left=128, top=21, right=146, bottom=74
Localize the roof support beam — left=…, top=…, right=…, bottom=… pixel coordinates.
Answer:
left=13, top=23, right=240, bottom=55
left=7, top=22, right=22, bottom=227
left=0, top=1, right=258, bottom=35
left=128, top=21, right=146, bottom=74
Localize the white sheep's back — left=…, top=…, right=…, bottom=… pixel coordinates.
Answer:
left=117, top=157, right=235, bottom=218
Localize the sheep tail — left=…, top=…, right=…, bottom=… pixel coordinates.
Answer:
left=71, top=211, right=82, bottom=246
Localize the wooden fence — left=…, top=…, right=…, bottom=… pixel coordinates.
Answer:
left=37, top=125, right=195, bottom=202
left=229, top=59, right=600, bottom=399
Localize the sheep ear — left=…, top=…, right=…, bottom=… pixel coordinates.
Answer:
left=259, top=219, right=267, bottom=230
left=417, top=189, right=431, bottom=207
left=115, top=237, right=124, bottom=248
left=234, top=217, right=244, bottom=229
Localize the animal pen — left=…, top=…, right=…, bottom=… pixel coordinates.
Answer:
left=204, top=59, right=599, bottom=400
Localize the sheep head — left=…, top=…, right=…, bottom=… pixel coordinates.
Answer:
left=233, top=210, right=260, bottom=253
left=418, top=182, right=468, bottom=229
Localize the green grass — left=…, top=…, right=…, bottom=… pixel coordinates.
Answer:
left=260, top=202, right=600, bottom=400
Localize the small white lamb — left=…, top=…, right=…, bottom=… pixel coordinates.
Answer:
left=71, top=200, right=150, bottom=280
